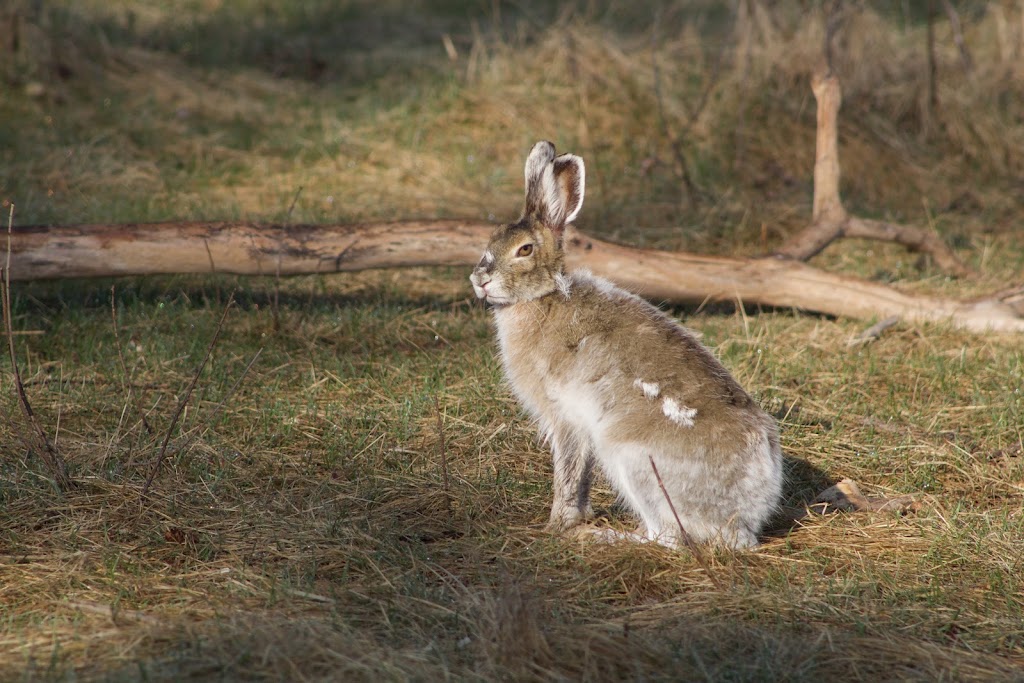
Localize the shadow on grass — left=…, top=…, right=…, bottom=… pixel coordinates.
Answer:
left=9, top=273, right=471, bottom=317
left=761, top=455, right=840, bottom=541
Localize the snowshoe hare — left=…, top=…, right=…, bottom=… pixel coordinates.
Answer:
left=470, top=141, right=783, bottom=549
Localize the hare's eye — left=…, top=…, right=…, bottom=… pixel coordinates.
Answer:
left=516, top=244, right=534, bottom=257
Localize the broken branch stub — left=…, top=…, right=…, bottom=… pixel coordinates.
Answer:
left=776, top=68, right=971, bottom=277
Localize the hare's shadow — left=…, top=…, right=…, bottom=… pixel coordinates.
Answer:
left=761, top=454, right=838, bottom=539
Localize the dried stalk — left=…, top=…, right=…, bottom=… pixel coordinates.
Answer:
left=940, top=0, right=974, bottom=75
left=142, top=290, right=235, bottom=497
left=650, top=11, right=697, bottom=208
left=168, top=346, right=263, bottom=461
left=647, top=455, right=723, bottom=590
left=2, top=203, right=72, bottom=490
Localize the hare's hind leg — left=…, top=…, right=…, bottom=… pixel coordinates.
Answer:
left=612, top=452, right=763, bottom=550
left=544, top=426, right=595, bottom=533
left=642, top=504, right=760, bottom=550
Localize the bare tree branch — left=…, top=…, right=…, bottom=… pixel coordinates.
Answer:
left=775, top=69, right=971, bottom=277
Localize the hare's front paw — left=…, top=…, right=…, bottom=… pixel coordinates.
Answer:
left=544, top=504, right=592, bottom=534
left=571, top=524, right=647, bottom=545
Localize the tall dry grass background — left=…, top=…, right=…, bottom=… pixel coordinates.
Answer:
left=1, top=1, right=1024, bottom=680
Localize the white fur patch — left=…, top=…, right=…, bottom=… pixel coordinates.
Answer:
left=482, top=251, right=495, bottom=266
left=661, top=397, right=697, bottom=428
left=541, top=169, right=566, bottom=226
left=525, top=141, right=555, bottom=190
left=525, top=142, right=567, bottom=225
left=633, top=379, right=660, bottom=399
left=554, top=273, right=572, bottom=298
left=588, top=273, right=622, bottom=297
left=546, top=379, right=606, bottom=444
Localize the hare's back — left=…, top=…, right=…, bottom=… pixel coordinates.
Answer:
left=569, top=274, right=761, bottom=415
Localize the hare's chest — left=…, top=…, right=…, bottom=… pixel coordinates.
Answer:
left=493, top=306, right=610, bottom=436
left=493, top=311, right=555, bottom=402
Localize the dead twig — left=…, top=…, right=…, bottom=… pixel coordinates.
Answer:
left=285, top=186, right=304, bottom=221
left=2, top=202, right=73, bottom=491
left=774, top=68, right=971, bottom=277
left=142, top=290, right=235, bottom=498
left=168, top=345, right=263, bottom=460
left=647, top=455, right=723, bottom=590
left=848, top=315, right=900, bottom=347
left=940, top=0, right=974, bottom=75
left=822, top=0, right=845, bottom=75
left=0, top=329, right=44, bottom=336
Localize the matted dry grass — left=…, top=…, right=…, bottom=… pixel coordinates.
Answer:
left=2, top=1, right=1024, bottom=680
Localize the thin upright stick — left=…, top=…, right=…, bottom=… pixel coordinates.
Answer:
left=3, top=203, right=72, bottom=490
left=650, top=13, right=697, bottom=208
left=169, top=346, right=263, bottom=460
left=647, top=455, right=723, bottom=589
left=142, top=291, right=235, bottom=498
left=940, top=0, right=974, bottom=75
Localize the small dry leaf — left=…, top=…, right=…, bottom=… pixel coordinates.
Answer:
left=164, top=527, right=199, bottom=545
left=811, top=478, right=922, bottom=514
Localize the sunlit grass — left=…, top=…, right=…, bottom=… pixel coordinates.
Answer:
left=1, top=1, right=1023, bottom=680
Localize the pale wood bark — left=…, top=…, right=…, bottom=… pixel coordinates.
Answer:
left=775, top=69, right=971, bottom=277
left=9, top=220, right=1024, bottom=332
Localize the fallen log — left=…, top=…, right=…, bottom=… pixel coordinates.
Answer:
left=8, top=219, right=1024, bottom=333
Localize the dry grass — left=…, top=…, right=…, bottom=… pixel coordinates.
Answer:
left=2, top=1, right=1024, bottom=681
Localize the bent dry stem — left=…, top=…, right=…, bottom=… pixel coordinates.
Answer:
left=3, top=203, right=72, bottom=491
left=648, top=455, right=723, bottom=590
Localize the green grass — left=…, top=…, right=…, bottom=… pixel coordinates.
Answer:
left=2, top=1, right=1024, bottom=681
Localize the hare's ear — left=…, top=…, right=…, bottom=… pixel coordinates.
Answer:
left=523, top=141, right=585, bottom=232
left=552, top=153, right=585, bottom=225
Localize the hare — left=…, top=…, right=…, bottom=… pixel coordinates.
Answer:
left=470, top=141, right=783, bottom=550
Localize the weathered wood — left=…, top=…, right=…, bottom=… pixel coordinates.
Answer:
left=8, top=220, right=488, bottom=279
left=9, top=219, right=1024, bottom=332
left=775, top=70, right=971, bottom=277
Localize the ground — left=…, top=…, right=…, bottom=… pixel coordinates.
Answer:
left=1, top=1, right=1023, bottom=680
